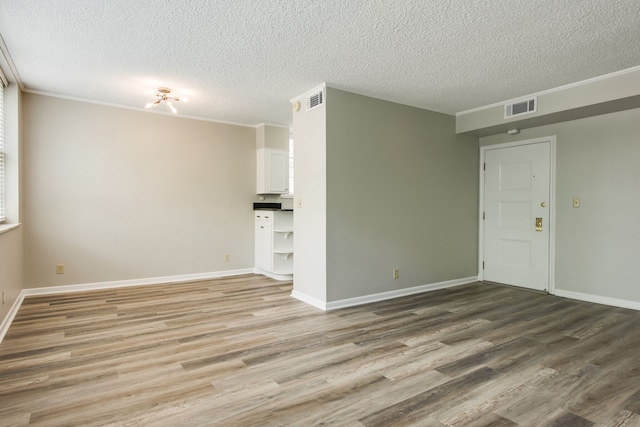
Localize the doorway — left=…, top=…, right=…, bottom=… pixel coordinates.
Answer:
left=479, top=137, right=556, bottom=293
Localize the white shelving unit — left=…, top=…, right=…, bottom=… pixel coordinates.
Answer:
left=255, top=210, right=293, bottom=279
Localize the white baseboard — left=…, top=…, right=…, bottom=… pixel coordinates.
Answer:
left=24, top=268, right=255, bottom=296
left=555, top=289, right=640, bottom=311
left=290, top=290, right=328, bottom=310
left=292, top=276, right=479, bottom=311
left=0, top=292, right=25, bottom=343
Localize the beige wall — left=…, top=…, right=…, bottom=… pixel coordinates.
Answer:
left=325, top=88, right=479, bottom=301
left=22, top=93, right=256, bottom=287
left=480, top=107, right=640, bottom=303
left=256, top=124, right=289, bottom=150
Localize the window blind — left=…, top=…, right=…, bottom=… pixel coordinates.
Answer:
left=0, top=82, right=5, bottom=222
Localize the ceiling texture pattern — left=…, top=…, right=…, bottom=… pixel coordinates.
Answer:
left=0, top=0, right=639, bottom=126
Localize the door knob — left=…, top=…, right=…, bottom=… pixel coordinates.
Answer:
left=541, top=202, right=547, bottom=207
left=535, top=217, right=543, bottom=232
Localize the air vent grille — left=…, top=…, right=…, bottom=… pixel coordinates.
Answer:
left=505, top=96, right=537, bottom=119
left=306, top=89, right=324, bottom=111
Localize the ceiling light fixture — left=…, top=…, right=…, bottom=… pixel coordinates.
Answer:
left=145, top=87, right=187, bottom=114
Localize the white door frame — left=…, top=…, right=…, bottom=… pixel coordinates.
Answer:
left=478, top=136, right=557, bottom=295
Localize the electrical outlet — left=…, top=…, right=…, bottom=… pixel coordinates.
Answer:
left=224, top=254, right=230, bottom=262
left=393, top=269, right=399, bottom=279
left=296, top=199, right=303, bottom=208
left=56, top=264, right=65, bottom=274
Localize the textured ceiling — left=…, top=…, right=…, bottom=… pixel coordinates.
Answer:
left=1, top=0, right=639, bottom=127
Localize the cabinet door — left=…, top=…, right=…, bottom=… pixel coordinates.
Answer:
left=255, top=218, right=273, bottom=271
left=257, top=148, right=289, bottom=194
left=266, top=150, right=288, bottom=193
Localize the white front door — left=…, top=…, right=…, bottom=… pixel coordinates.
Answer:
left=483, top=141, right=551, bottom=292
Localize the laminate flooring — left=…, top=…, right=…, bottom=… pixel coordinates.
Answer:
left=1, top=275, right=640, bottom=426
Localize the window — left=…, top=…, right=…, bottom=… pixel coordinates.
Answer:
left=0, top=81, right=5, bottom=223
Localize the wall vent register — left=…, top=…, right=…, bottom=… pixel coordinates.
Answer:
left=306, top=88, right=325, bottom=111
left=504, top=96, right=537, bottom=119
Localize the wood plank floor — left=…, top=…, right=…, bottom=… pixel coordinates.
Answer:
left=1, top=275, right=640, bottom=426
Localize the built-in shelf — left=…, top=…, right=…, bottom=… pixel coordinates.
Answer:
left=274, top=251, right=293, bottom=260
left=274, top=230, right=293, bottom=239
left=255, top=210, right=293, bottom=279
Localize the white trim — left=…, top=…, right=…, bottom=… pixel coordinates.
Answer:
left=555, top=289, right=640, bottom=312
left=478, top=136, right=557, bottom=294
left=0, top=292, right=25, bottom=343
left=253, top=268, right=293, bottom=282
left=548, top=140, right=557, bottom=295
left=24, top=268, right=255, bottom=297
left=456, top=65, right=640, bottom=117
left=292, top=276, right=479, bottom=311
left=255, top=122, right=291, bottom=130
left=478, top=150, right=486, bottom=279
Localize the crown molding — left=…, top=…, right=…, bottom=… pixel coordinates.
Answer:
left=23, top=89, right=262, bottom=128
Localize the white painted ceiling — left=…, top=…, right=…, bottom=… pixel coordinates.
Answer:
left=1, top=0, right=639, bottom=127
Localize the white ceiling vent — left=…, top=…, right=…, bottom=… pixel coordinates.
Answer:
left=306, top=88, right=325, bottom=111
left=504, top=96, right=537, bottom=119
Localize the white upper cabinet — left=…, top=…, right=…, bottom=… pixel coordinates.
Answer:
left=257, top=148, right=289, bottom=194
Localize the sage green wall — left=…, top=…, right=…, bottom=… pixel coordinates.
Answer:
left=480, top=107, right=640, bottom=303
left=325, top=88, right=479, bottom=301
left=23, top=93, right=256, bottom=288
left=0, top=83, right=23, bottom=323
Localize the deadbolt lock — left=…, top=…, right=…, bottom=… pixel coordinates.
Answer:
left=541, top=202, right=547, bottom=207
